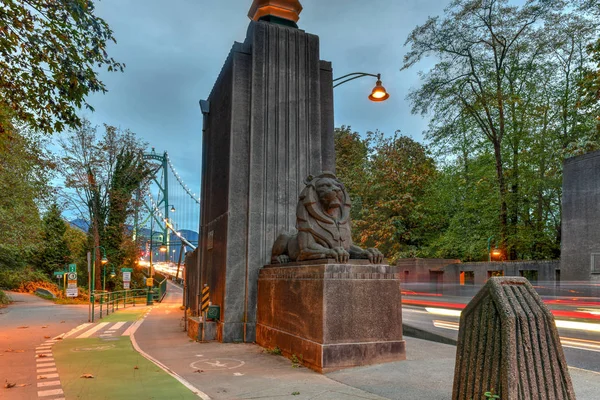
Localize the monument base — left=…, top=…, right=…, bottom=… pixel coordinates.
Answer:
left=256, top=260, right=406, bottom=373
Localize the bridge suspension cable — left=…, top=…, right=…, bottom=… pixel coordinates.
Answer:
left=166, top=153, right=201, bottom=205
left=147, top=190, right=197, bottom=250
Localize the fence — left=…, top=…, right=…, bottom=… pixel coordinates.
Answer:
left=90, top=289, right=149, bottom=322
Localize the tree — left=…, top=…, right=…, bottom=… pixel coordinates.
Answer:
left=334, top=126, right=369, bottom=222
left=37, top=203, right=70, bottom=275
left=59, top=119, right=149, bottom=289
left=0, top=0, right=124, bottom=134
left=352, top=132, right=437, bottom=261
left=0, top=108, right=53, bottom=270
left=402, top=0, right=599, bottom=259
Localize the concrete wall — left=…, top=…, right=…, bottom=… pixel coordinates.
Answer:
left=398, top=258, right=560, bottom=296
left=561, top=150, right=600, bottom=281
left=197, top=20, right=335, bottom=342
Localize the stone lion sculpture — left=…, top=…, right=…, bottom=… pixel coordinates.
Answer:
left=271, top=172, right=384, bottom=264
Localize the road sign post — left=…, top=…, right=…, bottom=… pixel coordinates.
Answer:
left=66, top=265, right=78, bottom=297
left=122, top=268, right=132, bottom=290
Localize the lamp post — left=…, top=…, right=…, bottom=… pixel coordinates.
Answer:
left=90, top=245, right=108, bottom=322
left=333, top=72, right=390, bottom=101
left=487, top=236, right=494, bottom=262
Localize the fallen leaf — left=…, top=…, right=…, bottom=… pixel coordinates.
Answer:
left=4, top=349, right=13, bottom=353
left=38, top=376, right=47, bottom=379
left=193, top=369, right=204, bottom=373
left=41, top=326, right=48, bottom=329
left=17, top=326, right=28, bottom=329
left=44, top=336, right=51, bottom=339
left=17, top=384, right=30, bottom=387
left=60, top=321, right=65, bottom=323
left=80, top=374, right=94, bottom=379
left=37, top=354, right=47, bottom=358
left=14, top=350, right=24, bottom=353
left=4, top=382, right=15, bottom=389
left=54, top=337, right=63, bottom=340
left=134, top=366, right=139, bottom=370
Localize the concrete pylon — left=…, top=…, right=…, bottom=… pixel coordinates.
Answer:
left=197, top=3, right=334, bottom=343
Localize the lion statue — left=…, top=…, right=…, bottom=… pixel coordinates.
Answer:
left=271, top=172, right=384, bottom=264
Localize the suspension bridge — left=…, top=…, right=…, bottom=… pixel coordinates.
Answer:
left=133, top=148, right=201, bottom=278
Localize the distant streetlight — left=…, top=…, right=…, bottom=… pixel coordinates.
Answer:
left=333, top=72, right=390, bottom=102
left=170, top=205, right=176, bottom=213
left=487, top=236, right=502, bottom=261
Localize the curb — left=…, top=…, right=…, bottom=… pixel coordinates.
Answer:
left=403, top=324, right=458, bottom=346
left=130, top=309, right=211, bottom=400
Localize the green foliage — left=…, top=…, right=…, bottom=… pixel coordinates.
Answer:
left=336, top=129, right=437, bottom=262
left=0, top=0, right=124, bottom=134
left=0, top=289, right=11, bottom=306
left=37, top=203, right=70, bottom=276
left=0, top=265, right=50, bottom=290
left=264, top=346, right=282, bottom=355
left=59, top=119, right=150, bottom=290
left=0, top=112, right=54, bottom=269
left=401, top=0, right=599, bottom=260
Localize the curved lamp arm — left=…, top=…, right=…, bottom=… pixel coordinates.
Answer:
left=333, top=72, right=380, bottom=88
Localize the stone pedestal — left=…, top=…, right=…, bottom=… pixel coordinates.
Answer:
left=256, top=260, right=406, bottom=373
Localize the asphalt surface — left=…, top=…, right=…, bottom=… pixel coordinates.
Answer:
left=0, top=292, right=88, bottom=400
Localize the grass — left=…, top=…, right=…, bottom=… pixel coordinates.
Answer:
left=95, top=306, right=149, bottom=322
left=53, top=337, right=198, bottom=400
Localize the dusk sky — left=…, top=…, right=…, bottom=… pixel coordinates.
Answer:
left=56, top=0, right=451, bottom=207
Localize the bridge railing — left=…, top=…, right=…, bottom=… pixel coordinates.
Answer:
left=90, top=289, right=149, bottom=322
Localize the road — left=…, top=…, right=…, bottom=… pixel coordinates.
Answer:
left=402, top=293, right=600, bottom=372
left=0, top=292, right=88, bottom=400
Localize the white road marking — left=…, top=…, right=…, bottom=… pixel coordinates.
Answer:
left=122, top=321, right=143, bottom=336
left=38, top=373, right=59, bottom=379
left=37, top=388, right=64, bottom=397
left=37, top=380, right=61, bottom=387
left=76, top=322, right=110, bottom=339
left=62, top=323, right=93, bottom=339
left=37, top=367, right=57, bottom=373
left=36, top=363, right=55, bottom=368
left=36, top=357, right=54, bottom=362
left=112, top=321, right=127, bottom=330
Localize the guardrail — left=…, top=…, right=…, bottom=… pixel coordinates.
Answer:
left=90, top=289, right=149, bottom=322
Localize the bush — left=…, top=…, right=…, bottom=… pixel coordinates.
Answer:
left=0, top=266, right=50, bottom=290
left=0, top=289, right=11, bottom=306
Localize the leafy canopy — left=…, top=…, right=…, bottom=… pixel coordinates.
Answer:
left=0, top=0, right=124, bottom=134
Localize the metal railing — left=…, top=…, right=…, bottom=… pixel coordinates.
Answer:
left=90, top=289, right=149, bottom=322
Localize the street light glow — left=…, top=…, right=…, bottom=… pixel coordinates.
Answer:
left=369, top=79, right=390, bottom=102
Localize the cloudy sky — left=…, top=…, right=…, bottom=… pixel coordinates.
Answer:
left=58, top=0, right=451, bottom=200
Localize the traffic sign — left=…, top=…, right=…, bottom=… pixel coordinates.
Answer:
left=121, top=268, right=133, bottom=273
left=67, top=271, right=78, bottom=297
left=68, top=264, right=77, bottom=273
left=123, top=281, right=130, bottom=289
left=122, top=272, right=131, bottom=282
left=53, top=271, right=64, bottom=278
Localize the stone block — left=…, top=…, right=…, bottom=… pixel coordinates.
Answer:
left=453, top=277, right=575, bottom=400
left=187, top=317, right=217, bottom=341
left=256, top=261, right=406, bottom=373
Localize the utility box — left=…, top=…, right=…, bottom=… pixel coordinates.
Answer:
left=146, top=278, right=154, bottom=287
left=207, top=305, right=220, bottom=320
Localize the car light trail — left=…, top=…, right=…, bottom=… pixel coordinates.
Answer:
left=554, top=320, right=600, bottom=333
left=560, top=337, right=600, bottom=353
left=432, top=320, right=459, bottom=330
left=425, top=307, right=462, bottom=317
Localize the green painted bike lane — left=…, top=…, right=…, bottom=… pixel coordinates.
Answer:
left=53, top=307, right=198, bottom=399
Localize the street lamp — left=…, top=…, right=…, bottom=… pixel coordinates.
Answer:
left=333, top=72, right=390, bottom=102
left=487, top=236, right=502, bottom=261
